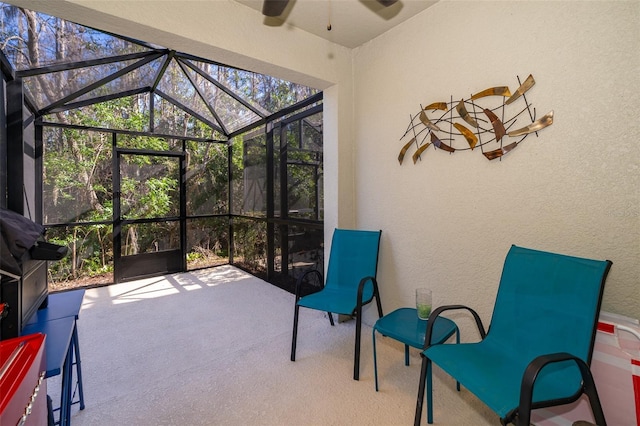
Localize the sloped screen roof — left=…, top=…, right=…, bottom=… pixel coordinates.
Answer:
left=0, top=3, right=319, bottom=138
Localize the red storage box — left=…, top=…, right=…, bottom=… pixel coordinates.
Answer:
left=0, top=333, right=47, bottom=426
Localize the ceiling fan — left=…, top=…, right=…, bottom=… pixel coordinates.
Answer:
left=262, top=0, right=398, bottom=17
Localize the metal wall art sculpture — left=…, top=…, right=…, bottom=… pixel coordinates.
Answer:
left=398, top=74, right=553, bottom=164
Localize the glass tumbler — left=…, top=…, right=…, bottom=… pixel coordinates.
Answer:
left=416, top=288, right=432, bottom=320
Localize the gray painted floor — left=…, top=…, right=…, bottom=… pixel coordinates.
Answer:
left=48, top=265, right=497, bottom=425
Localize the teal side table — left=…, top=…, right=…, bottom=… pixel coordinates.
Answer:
left=372, top=307, right=459, bottom=391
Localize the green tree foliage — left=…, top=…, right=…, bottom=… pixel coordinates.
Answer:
left=186, top=141, right=228, bottom=214
left=1, top=4, right=321, bottom=286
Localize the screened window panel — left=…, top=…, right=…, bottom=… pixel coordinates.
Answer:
left=152, top=95, right=226, bottom=140
left=23, top=58, right=150, bottom=111
left=272, top=126, right=282, bottom=218
left=43, top=94, right=151, bottom=132
left=43, top=127, right=113, bottom=224
left=287, top=163, right=318, bottom=220
left=45, top=224, right=114, bottom=290
left=284, top=224, right=323, bottom=280
left=302, top=112, right=323, bottom=151
left=182, top=65, right=262, bottom=133
left=156, top=60, right=219, bottom=127
left=117, top=135, right=182, bottom=152
left=231, top=217, right=267, bottom=278
left=0, top=5, right=153, bottom=71
left=186, top=141, right=229, bottom=216
left=231, top=130, right=267, bottom=217
left=120, top=221, right=180, bottom=256
left=281, top=112, right=323, bottom=221
left=186, top=217, right=229, bottom=270
left=74, top=57, right=164, bottom=103
left=187, top=59, right=319, bottom=115
left=119, top=154, right=180, bottom=220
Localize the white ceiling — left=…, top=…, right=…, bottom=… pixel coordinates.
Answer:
left=234, top=0, right=439, bottom=48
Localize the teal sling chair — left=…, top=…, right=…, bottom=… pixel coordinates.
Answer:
left=291, top=228, right=383, bottom=380
left=415, top=245, right=612, bottom=426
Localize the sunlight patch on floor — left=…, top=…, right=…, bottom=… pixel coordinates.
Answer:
left=104, top=265, right=250, bottom=304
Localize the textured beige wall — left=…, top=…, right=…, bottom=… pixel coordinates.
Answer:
left=353, top=0, right=640, bottom=326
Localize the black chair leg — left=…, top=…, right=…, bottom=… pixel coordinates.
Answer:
left=328, top=312, right=334, bottom=326
left=353, top=293, right=383, bottom=381
left=517, top=411, right=530, bottom=426
left=354, top=306, right=362, bottom=380
left=414, top=356, right=429, bottom=426
left=291, top=304, right=300, bottom=362
left=579, top=361, right=607, bottom=426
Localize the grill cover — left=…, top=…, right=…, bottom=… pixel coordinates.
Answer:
left=0, top=209, right=45, bottom=278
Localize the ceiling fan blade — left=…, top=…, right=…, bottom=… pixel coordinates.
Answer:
left=376, top=0, right=398, bottom=6
left=262, top=0, right=290, bottom=17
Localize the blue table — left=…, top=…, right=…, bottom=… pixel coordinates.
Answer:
left=22, top=317, right=75, bottom=426
left=26, top=289, right=85, bottom=325
left=23, top=289, right=85, bottom=426
left=372, top=307, right=459, bottom=391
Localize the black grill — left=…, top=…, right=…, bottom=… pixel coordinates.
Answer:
left=0, top=208, right=67, bottom=340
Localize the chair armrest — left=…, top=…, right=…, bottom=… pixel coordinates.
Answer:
left=423, top=305, right=487, bottom=350
left=355, top=276, right=383, bottom=318
left=518, top=352, right=591, bottom=417
left=356, top=276, right=378, bottom=304
left=294, top=269, right=324, bottom=301
left=515, top=352, right=606, bottom=426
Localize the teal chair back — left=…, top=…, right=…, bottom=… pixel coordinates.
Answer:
left=324, top=228, right=381, bottom=301
left=490, top=246, right=607, bottom=357
left=486, top=245, right=609, bottom=398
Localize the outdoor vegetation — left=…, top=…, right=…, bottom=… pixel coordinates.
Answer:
left=1, top=3, right=323, bottom=291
